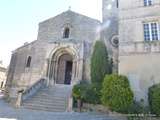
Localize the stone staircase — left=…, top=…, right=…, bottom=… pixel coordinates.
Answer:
left=22, top=84, right=72, bottom=112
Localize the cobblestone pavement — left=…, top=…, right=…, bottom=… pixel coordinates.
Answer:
left=0, top=98, right=126, bottom=120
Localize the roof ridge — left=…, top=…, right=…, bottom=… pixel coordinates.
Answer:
left=39, top=10, right=101, bottom=24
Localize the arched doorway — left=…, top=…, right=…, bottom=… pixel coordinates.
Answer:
left=56, top=54, right=73, bottom=84
left=48, top=48, right=76, bottom=86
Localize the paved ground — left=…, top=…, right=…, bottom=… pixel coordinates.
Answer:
left=0, top=94, right=126, bottom=120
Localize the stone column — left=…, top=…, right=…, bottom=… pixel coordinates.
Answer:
left=54, top=60, right=58, bottom=84
left=71, top=60, right=75, bottom=85
left=76, top=58, right=83, bottom=84
left=67, top=94, right=73, bottom=112
left=50, top=60, right=55, bottom=86
left=52, top=60, right=56, bottom=84
left=47, top=59, right=51, bottom=86
left=15, top=90, right=24, bottom=108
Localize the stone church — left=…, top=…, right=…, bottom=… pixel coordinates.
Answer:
left=5, top=0, right=160, bottom=111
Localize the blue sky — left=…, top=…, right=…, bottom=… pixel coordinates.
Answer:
left=0, top=0, right=102, bottom=67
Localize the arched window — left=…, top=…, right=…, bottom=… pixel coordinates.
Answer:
left=1, top=82, right=3, bottom=88
left=63, top=28, right=70, bottom=38
left=26, top=56, right=32, bottom=67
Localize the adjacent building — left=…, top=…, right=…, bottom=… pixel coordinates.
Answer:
left=119, top=0, right=160, bottom=102
left=0, top=61, right=7, bottom=89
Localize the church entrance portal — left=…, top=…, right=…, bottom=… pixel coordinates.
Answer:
left=48, top=53, right=73, bottom=85
left=56, top=54, right=73, bottom=85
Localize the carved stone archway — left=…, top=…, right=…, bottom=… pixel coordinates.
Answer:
left=47, top=46, right=80, bottom=86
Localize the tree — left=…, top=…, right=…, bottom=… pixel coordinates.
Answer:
left=72, top=83, right=87, bottom=112
left=148, top=84, right=160, bottom=115
left=101, top=74, right=134, bottom=113
left=91, top=40, right=111, bottom=84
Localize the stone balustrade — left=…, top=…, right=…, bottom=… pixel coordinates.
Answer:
left=67, top=91, right=73, bottom=112
left=16, top=78, right=46, bottom=108
left=22, top=78, right=46, bottom=101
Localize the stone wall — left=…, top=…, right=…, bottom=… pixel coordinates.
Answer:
left=37, top=10, right=100, bottom=43
left=119, top=0, right=160, bottom=103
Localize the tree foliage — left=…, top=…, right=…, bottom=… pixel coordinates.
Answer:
left=72, top=83, right=87, bottom=100
left=91, top=40, right=111, bottom=84
left=101, top=74, right=134, bottom=113
left=84, top=83, right=101, bottom=104
left=148, top=84, right=160, bottom=116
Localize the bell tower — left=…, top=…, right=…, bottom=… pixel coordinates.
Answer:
left=101, top=0, right=119, bottom=73
left=102, top=0, right=119, bottom=22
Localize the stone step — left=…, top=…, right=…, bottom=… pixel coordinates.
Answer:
left=24, top=97, right=67, bottom=103
left=38, top=91, right=70, bottom=96
left=40, top=89, right=71, bottom=93
left=33, top=92, right=69, bottom=97
left=30, top=95, right=68, bottom=100
left=23, top=104, right=66, bottom=112
left=23, top=100, right=67, bottom=107
left=24, top=95, right=68, bottom=104
left=42, top=87, right=71, bottom=91
left=24, top=99, right=67, bottom=105
left=25, top=97, right=67, bottom=102
left=23, top=102, right=66, bottom=108
left=22, top=85, right=72, bottom=112
left=37, top=91, right=70, bottom=96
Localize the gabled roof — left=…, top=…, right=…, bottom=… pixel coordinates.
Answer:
left=39, top=10, right=101, bottom=25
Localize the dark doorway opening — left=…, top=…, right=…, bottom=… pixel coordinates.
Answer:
left=64, top=61, right=73, bottom=85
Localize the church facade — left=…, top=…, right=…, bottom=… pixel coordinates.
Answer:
left=6, top=10, right=101, bottom=107
left=5, top=0, right=160, bottom=109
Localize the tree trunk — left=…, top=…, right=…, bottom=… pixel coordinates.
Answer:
left=77, top=99, right=82, bottom=112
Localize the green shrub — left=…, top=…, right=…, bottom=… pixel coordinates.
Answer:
left=91, top=40, right=111, bottom=84
left=148, top=84, right=160, bottom=115
left=84, top=83, right=101, bottom=104
left=72, top=81, right=102, bottom=105
left=128, top=100, right=150, bottom=114
left=72, top=82, right=87, bottom=100
left=101, top=74, right=134, bottom=113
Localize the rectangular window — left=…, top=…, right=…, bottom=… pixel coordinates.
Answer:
left=144, top=0, right=152, bottom=6
left=143, top=22, right=160, bottom=41
left=144, top=23, right=150, bottom=41
left=151, top=23, right=159, bottom=40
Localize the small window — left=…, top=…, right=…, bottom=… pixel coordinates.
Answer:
left=116, top=0, right=119, bottom=8
left=144, top=0, right=152, bottom=6
left=26, top=56, right=32, bottom=67
left=63, top=28, right=70, bottom=38
left=143, top=22, right=160, bottom=41
left=1, top=82, right=3, bottom=88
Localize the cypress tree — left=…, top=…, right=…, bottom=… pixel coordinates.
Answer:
left=91, top=40, right=111, bottom=84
